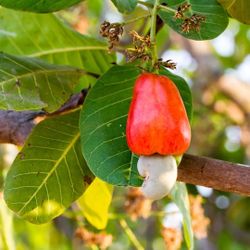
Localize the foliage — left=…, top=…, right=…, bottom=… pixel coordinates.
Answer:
left=111, top=0, right=137, bottom=13
left=218, top=0, right=250, bottom=24
left=0, top=0, right=249, bottom=249
left=158, top=0, right=229, bottom=40
left=77, top=177, right=113, bottom=229
left=0, top=52, right=83, bottom=112
left=4, top=110, right=93, bottom=224
left=0, top=0, right=84, bottom=12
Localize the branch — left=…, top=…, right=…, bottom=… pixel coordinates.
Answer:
left=0, top=92, right=85, bottom=145
left=0, top=110, right=43, bottom=145
left=0, top=92, right=250, bottom=196
left=178, top=154, right=250, bottom=196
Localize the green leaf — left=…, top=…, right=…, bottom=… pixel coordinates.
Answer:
left=170, top=182, right=194, bottom=250
left=4, top=110, right=93, bottom=224
left=0, top=0, right=84, bottom=13
left=159, top=0, right=229, bottom=40
left=80, top=65, right=142, bottom=186
left=0, top=52, right=83, bottom=112
left=77, top=177, right=113, bottom=230
left=80, top=65, right=192, bottom=186
left=111, top=0, right=137, bottom=13
left=217, top=0, right=250, bottom=24
left=160, top=68, right=193, bottom=121
left=0, top=8, right=114, bottom=87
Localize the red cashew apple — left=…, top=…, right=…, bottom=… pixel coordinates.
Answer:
left=126, top=72, right=191, bottom=156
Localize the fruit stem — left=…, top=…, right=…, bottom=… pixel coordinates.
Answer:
left=150, top=0, right=160, bottom=72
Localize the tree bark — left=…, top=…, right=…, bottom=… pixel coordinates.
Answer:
left=0, top=93, right=84, bottom=146
left=178, top=154, right=250, bottom=196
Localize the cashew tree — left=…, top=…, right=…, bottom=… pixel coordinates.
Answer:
left=0, top=0, right=250, bottom=249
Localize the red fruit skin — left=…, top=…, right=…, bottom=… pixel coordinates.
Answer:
left=126, top=73, right=191, bottom=156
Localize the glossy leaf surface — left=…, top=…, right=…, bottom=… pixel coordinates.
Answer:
left=0, top=8, right=114, bottom=87
left=111, top=0, right=137, bottom=13
left=80, top=65, right=142, bottom=186
left=159, top=0, right=229, bottom=40
left=0, top=0, right=83, bottom=13
left=4, top=110, right=93, bottom=224
left=0, top=52, right=83, bottom=112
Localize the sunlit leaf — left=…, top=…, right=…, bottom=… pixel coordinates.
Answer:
left=159, top=0, right=229, bottom=40
left=0, top=52, right=83, bottom=112
left=217, top=0, right=250, bottom=24
left=80, top=65, right=192, bottom=186
left=0, top=8, right=115, bottom=88
left=170, top=182, right=194, bottom=250
left=4, top=110, right=93, bottom=224
left=0, top=0, right=84, bottom=13
left=77, top=178, right=113, bottom=229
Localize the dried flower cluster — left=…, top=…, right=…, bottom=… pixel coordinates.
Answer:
left=173, top=2, right=206, bottom=33
left=189, top=195, right=210, bottom=239
left=161, top=227, right=182, bottom=250
left=124, top=187, right=152, bottom=221
left=181, top=14, right=206, bottom=33
left=126, top=31, right=152, bottom=63
left=174, top=3, right=191, bottom=19
left=100, top=21, right=123, bottom=50
left=75, top=227, right=113, bottom=250
left=154, top=58, right=177, bottom=70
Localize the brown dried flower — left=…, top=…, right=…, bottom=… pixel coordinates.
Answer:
left=161, top=227, right=182, bottom=250
left=154, top=59, right=177, bottom=70
left=75, top=227, right=113, bottom=250
left=100, top=21, right=123, bottom=50
left=189, top=195, right=210, bottom=239
left=181, top=14, right=206, bottom=33
left=174, top=2, right=191, bottom=19
left=126, top=31, right=152, bottom=63
left=124, top=187, right=152, bottom=221
left=130, top=30, right=151, bottom=51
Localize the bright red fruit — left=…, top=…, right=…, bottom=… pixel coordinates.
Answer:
left=126, top=73, right=191, bottom=156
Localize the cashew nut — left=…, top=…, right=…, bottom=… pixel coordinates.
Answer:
left=137, top=155, right=177, bottom=200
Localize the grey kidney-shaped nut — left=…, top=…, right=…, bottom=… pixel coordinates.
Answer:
left=137, top=155, right=177, bottom=200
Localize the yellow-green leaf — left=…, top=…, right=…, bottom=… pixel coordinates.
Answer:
left=218, top=0, right=250, bottom=24
left=4, top=110, right=93, bottom=224
left=77, top=178, right=113, bottom=230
